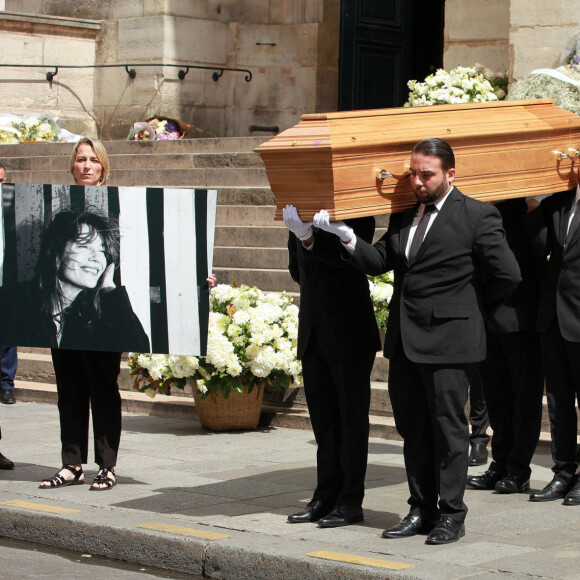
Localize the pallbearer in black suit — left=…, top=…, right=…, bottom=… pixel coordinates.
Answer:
left=467, top=198, right=544, bottom=494
left=524, top=183, right=580, bottom=505
left=283, top=206, right=381, bottom=528
left=315, top=138, right=520, bottom=544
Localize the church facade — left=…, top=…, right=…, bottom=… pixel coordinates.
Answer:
left=0, top=0, right=577, bottom=139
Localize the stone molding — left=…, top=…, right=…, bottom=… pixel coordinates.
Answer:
left=0, top=11, right=100, bottom=39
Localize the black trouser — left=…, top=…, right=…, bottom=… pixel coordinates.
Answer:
left=481, top=330, right=544, bottom=479
left=51, top=349, right=122, bottom=468
left=467, top=364, right=490, bottom=446
left=388, top=347, right=470, bottom=523
left=541, top=321, right=580, bottom=485
left=301, top=331, right=375, bottom=507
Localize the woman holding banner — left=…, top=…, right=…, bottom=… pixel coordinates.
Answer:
left=39, top=138, right=137, bottom=490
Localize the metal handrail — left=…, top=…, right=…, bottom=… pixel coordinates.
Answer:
left=0, top=63, right=253, bottom=85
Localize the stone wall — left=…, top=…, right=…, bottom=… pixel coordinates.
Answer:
left=0, top=11, right=100, bottom=136
left=509, top=0, right=580, bottom=80
left=443, top=0, right=510, bottom=75
left=444, top=0, right=580, bottom=84
left=1, top=0, right=578, bottom=140
left=3, top=0, right=336, bottom=139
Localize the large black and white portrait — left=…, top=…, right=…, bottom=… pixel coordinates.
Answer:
left=0, top=184, right=216, bottom=355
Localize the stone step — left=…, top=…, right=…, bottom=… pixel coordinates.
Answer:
left=11, top=379, right=402, bottom=438
left=216, top=187, right=275, bottom=206
left=6, top=167, right=270, bottom=188
left=13, top=351, right=565, bottom=432
left=11, top=379, right=562, bottom=453
left=0, top=137, right=269, bottom=158
left=14, top=351, right=390, bottom=413
left=214, top=224, right=388, bottom=249
left=216, top=205, right=277, bottom=226
left=214, top=225, right=288, bottom=248
left=7, top=152, right=265, bottom=172
left=1, top=138, right=271, bottom=188
left=214, top=266, right=296, bottom=292
left=214, top=246, right=289, bottom=269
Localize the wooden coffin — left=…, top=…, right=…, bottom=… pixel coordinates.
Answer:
left=255, top=99, right=580, bottom=220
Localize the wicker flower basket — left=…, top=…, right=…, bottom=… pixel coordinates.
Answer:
left=193, top=384, right=265, bottom=431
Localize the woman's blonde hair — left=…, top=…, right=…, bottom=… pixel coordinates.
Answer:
left=69, top=137, right=110, bottom=185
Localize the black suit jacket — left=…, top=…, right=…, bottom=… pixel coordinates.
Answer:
left=346, top=187, right=521, bottom=364
left=525, top=188, right=580, bottom=341
left=288, top=218, right=381, bottom=361
left=485, top=198, right=544, bottom=334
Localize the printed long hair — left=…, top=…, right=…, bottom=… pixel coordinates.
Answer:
left=37, top=209, right=119, bottom=323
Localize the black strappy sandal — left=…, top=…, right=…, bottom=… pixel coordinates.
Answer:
left=39, top=465, right=84, bottom=489
left=89, top=467, right=116, bottom=491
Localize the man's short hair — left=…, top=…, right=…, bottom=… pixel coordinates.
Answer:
left=412, top=138, right=455, bottom=171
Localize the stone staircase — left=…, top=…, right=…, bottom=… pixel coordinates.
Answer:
left=1, top=138, right=563, bottom=450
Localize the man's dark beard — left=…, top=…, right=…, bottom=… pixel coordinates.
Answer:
left=414, top=178, right=449, bottom=205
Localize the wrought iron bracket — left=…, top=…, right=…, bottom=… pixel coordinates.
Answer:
left=0, top=63, right=253, bottom=85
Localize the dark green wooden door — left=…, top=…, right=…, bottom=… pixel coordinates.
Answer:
left=339, top=0, right=444, bottom=111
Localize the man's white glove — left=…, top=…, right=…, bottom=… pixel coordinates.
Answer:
left=313, top=210, right=354, bottom=243
left=283, top=205, right=313, bottom=241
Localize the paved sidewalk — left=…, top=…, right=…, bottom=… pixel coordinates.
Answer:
left=0, top=400, right=579, bottom=579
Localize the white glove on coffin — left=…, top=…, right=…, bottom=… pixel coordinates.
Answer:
left=313, top=209, right=354, bottom=242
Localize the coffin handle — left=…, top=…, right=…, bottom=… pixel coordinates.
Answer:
left=555, top=149, right=580, bottom=161
left=378, top=169, right=410, bottom=181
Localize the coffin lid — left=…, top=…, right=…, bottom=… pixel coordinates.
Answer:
left=255, top=99, right=580, bottom=220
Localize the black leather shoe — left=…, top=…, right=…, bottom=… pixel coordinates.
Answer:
left=317, top=504, right=363, bottom=528
left=467, top=468, right=504, bottom=490
left=0, top=390, right=15, bottom=404
left=563, top=478, right=580, bottom=506
left=425, top=516, right=465, bottom=545
left=529, top=478, right=569, bottom=502
left=468, top=443, right=488, bottom=466
left=495, top=474, right=530, bottom=494
left=0, top=451, right=14, bottom=470
left=287, top=499, right=332, bottom=523
left=381, top=513, right=436, bottom=538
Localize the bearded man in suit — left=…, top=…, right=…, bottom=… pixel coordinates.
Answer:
left=314, top=138, right=521, bottom=544
left=524, top=181, right=580, bottom=505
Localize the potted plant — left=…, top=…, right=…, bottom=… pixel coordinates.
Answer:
left=129, top=284, right=302, bottom=430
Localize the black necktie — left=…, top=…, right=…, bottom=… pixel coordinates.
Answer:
left=408, top=204, right=436, bottom=262
left=565, top=200, right=580, bottom=249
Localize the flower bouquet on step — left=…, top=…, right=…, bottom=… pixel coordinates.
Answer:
left=128, top=284, right=302, bottom=400
left=147, top=115, right=192, bottom=139
left=15, top=114, right=60, bottom=142
left=127, top=121, right=156, bottom=141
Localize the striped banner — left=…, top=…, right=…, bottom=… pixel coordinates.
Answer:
left=0, top=184, right=216, bottom=356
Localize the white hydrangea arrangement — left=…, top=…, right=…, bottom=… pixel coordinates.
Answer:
left=405, top=66, right=500, bottom=107
left=368, top=273, right=394, bottom=330
left=507, top=68, right=580, bottom=116
left=129, top=284, right=302, bottom=399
